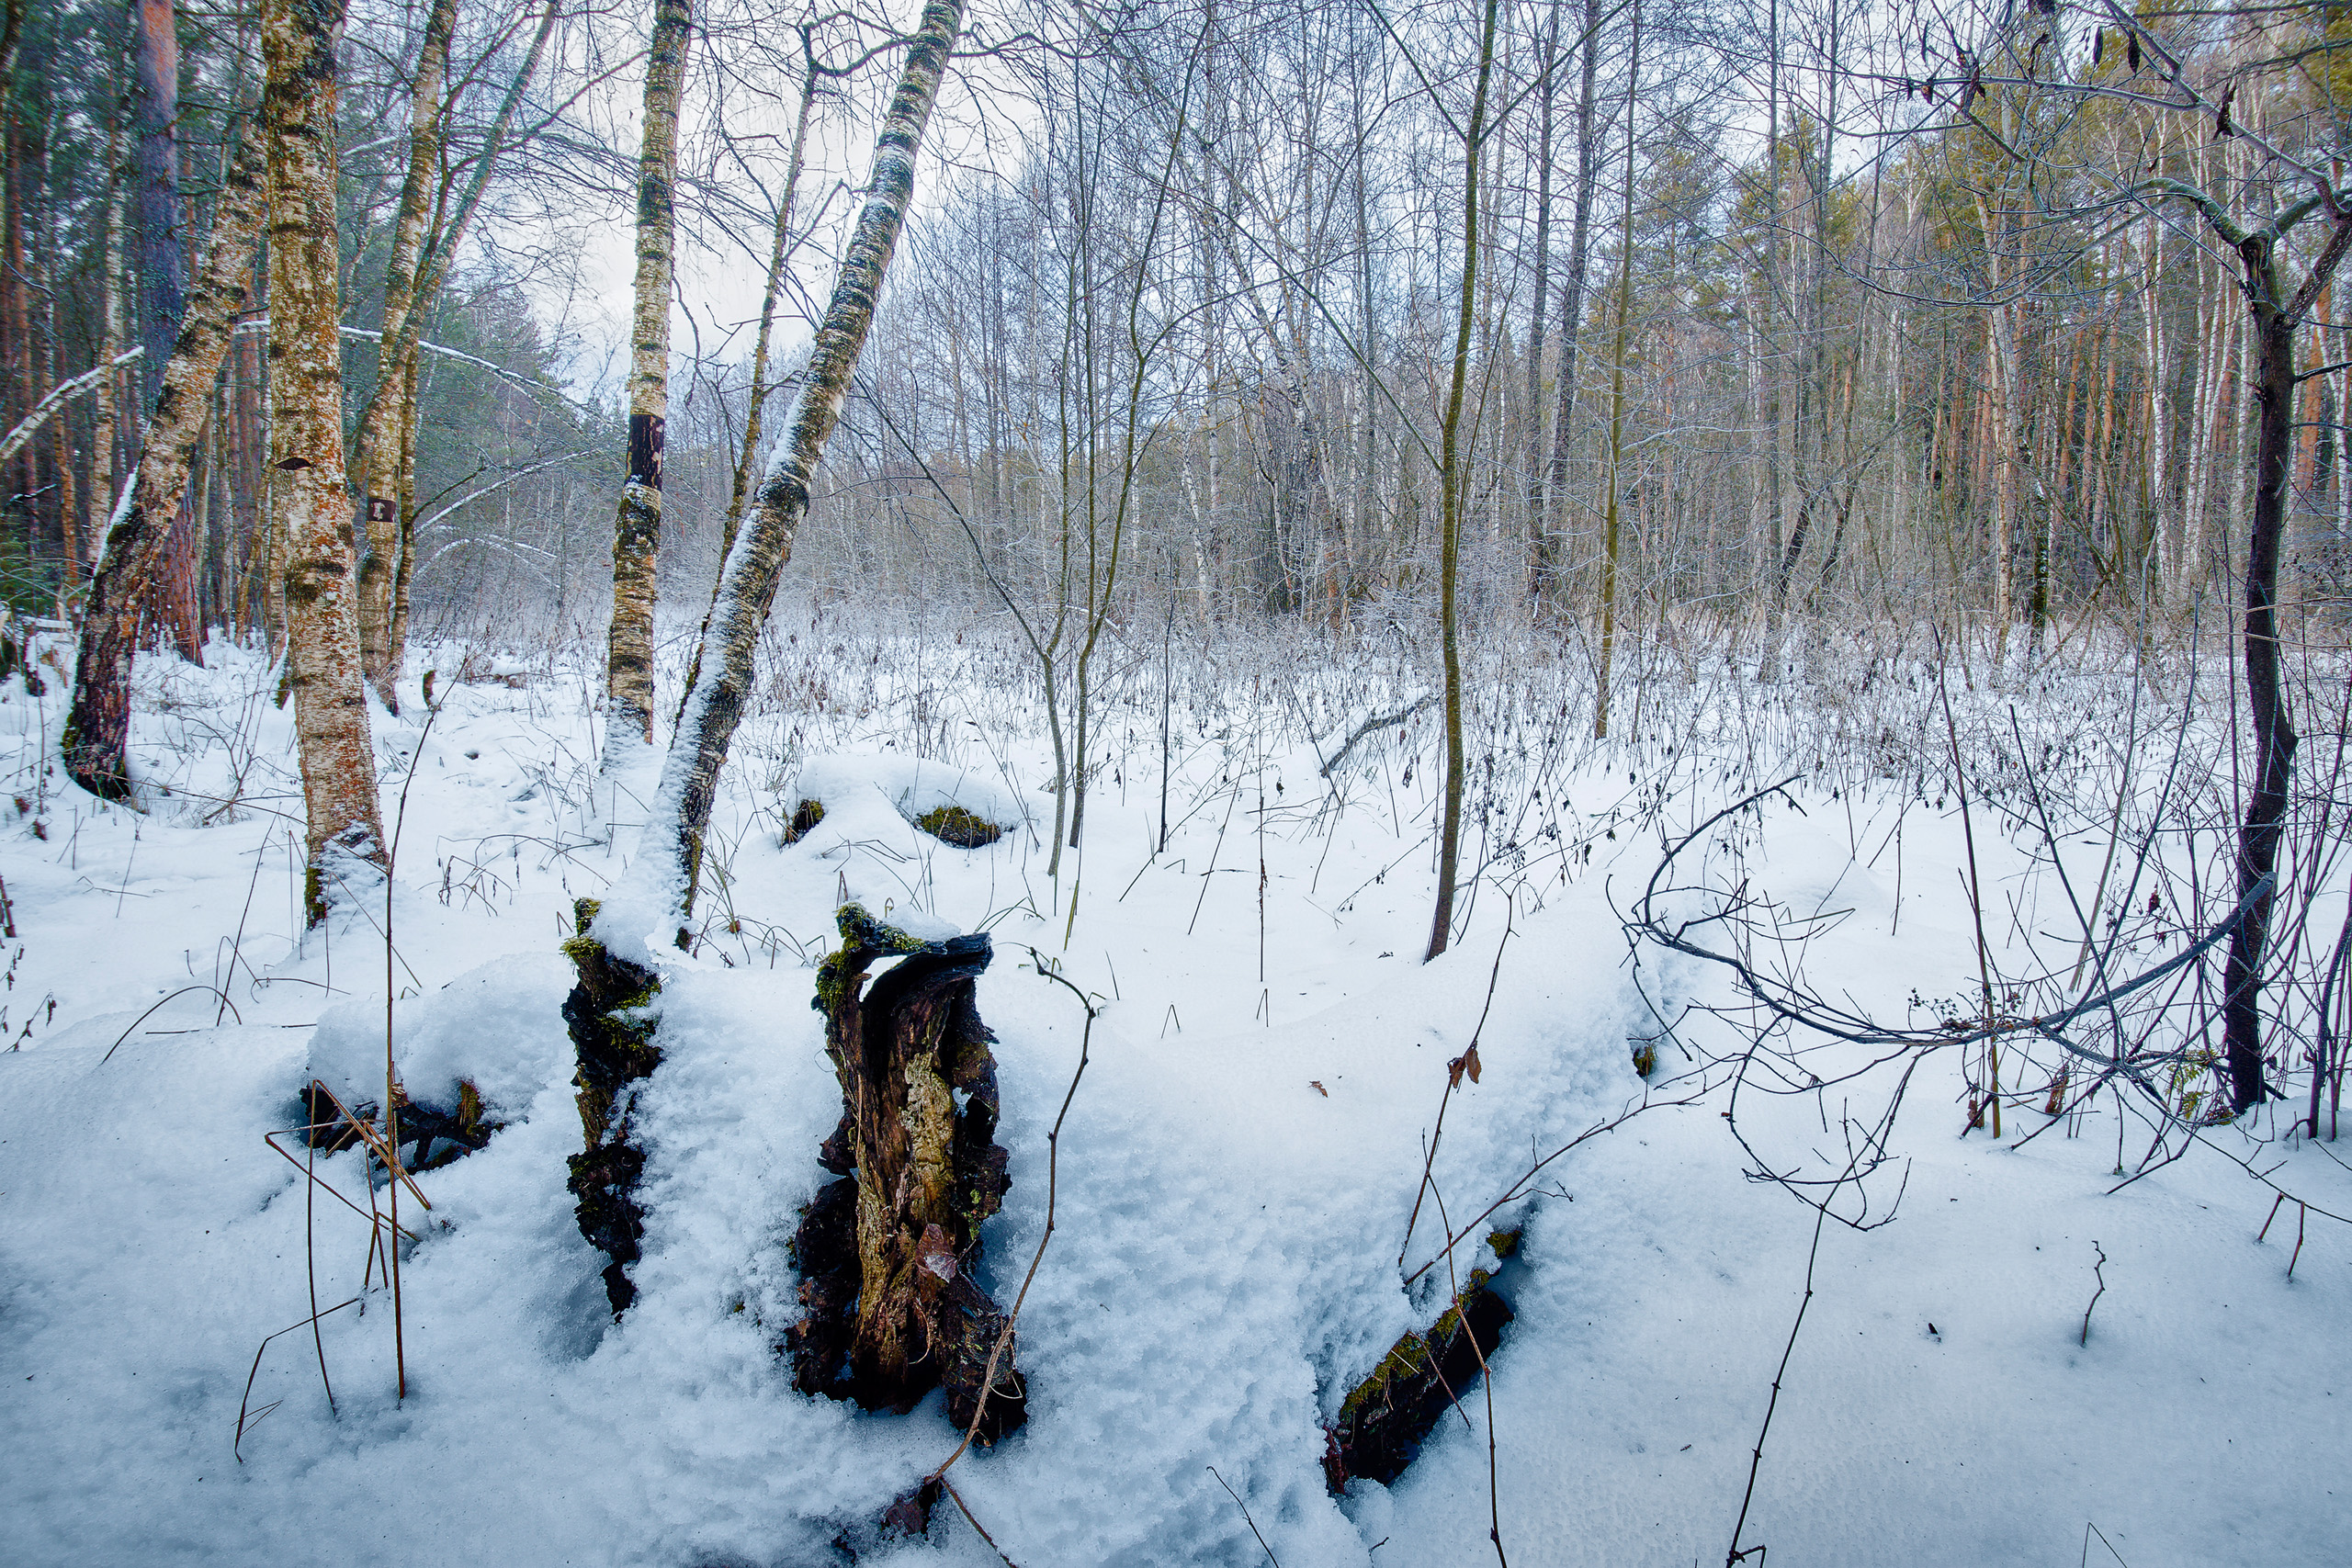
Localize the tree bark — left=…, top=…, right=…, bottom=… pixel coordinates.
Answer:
left=628, top=0, right=964, bottom=930
left=2223, top=264, right=2302, bottom=1113
left=353, top=0, right=456, bottom=711
left=63, top=131, right=264, bottom=800
left=1592, top=1, right=1637, bottom=740
left=786, top=906, right=1024, bottom=1438
left=264, top=0, right=385, bottom=920
left=1423, top=0, right=1501, bottom=963
left=603, top=0, right=692, bottom=761
left=129, top=0, right=181, bottom=419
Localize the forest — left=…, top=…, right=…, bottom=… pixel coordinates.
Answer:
left=1, top=0, right=2347, bottom=1563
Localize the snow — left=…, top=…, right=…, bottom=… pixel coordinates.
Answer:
left=0, top=618, right=2346, bottom=1567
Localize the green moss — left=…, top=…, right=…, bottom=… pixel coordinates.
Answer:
left=913, top=803, right=1002, bottom=848
left=1632, top=1039, right=1657, bottom=1078
left=1487, top=1227, right=1521, bottom=1259
left=814, top=901, right=940, bottom=1014
left=781, top=797, right=826, bottom=845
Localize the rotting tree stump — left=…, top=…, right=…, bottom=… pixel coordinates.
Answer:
left=1327, top=1269, right=1513, bottom=1489
left=561, top=897, right=664, bottom=1315
left=785, top=903, right=1026, bottom=1441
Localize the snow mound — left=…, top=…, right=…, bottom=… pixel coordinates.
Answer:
left=305, top=951, right=574, bottom=1120
left=790, top=752, right=1024, bottom=840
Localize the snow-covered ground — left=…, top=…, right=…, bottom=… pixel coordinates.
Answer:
left=1, top=618, right=2346, bottom=1567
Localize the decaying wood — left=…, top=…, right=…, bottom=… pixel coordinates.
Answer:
left=785, top=903, right=1025, bottom=1441
left=561, top=896, right=663, bottom=1314
left=264, top=0, right=386, bottom=918
left=1326, top=1266, right=1512, bottom=1489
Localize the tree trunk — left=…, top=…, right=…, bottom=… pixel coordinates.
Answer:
left=264, top=0, right=384, bottom=920
left=354, top=0, right=457, bottom=711
left=1591, top=0, right=1637, bottom=740
left=1539, top=0, right=1601, bottom=612
left=63, top=130, right=264, bottom=800
left=618, top=0, right=965, bottom=933
left=129, top=0, right=180, bottom=418
left=561, top=0, right=967, bottom=1322
left=2223, top=270, right=2301, bottom=1114
left=1423, top=0, right=1501, bottom=963
left=603, top=0, right=692, bottom=762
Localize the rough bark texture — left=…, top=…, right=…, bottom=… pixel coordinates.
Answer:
left=63, top=133, right=264, bottom=800
left=265, top=0, right=385, bottom=918
left=603, top=0, right=691, bottom=760
left=785, top=904, right=1024, bottom=1441
left=653, top=0, right=963, bottom=919
left=561, top=896, right=663, bottom=1314
left=354, top=0, right=456, bottom=709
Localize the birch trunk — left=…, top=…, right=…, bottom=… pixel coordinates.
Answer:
left=353, top=0, right=456, bottom=710
left=614, top=0, right=965, bottom=939
left=602, top=0, right=692, bottom=761
left=2139, top=214, right=2171, bottom=606
left=360, top=1, right=558, bottom=701
left=264, top=0, right=385, bottom=919
left=63, top=130, right=264, bottom=801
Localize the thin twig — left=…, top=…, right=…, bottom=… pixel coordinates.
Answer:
left=1207, top=1466, right=1281, bottom=1566
left=929, top=948, right=1097, bottom=1483
left=2079, top=1242, right=2108, bottom=1346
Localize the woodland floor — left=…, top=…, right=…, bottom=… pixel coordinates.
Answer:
left=0, top=615, right=2346, bottom=1567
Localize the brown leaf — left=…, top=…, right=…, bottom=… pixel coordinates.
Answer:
left=1308, top=1080, right=1328, bottom=1098
left=1446, top=1055, right=1466, bottom=1089
left=1464, top=1044, right=1482, bottom=1084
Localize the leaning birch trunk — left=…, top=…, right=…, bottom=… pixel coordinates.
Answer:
left=264, top=0, right=386, bottom=921
left=632, top=0, right=961, bottom=926
left=602, top=0, right=691, bottom=762
left=62, top=130, right=264, bottom=801
left=354, top=0, right=457, bottom=711
left=562, top=0, right=965, bottom=1317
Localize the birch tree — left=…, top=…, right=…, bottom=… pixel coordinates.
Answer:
left=63, top=129, right=264, bottom=801
left=603, top=0, right=691, bottom=762
left=266, top=0, right=386, bottom=919
left=350, top=0, right=456, bottom=710
left=626, top=0, right=963, bottom=931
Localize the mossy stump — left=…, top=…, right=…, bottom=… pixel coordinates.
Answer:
left=561, top=897, right=663, bottom=1314
left=1327, top=1269, right=1514, bottom=1489
left=784, top=903, right=1025, bottom=1441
